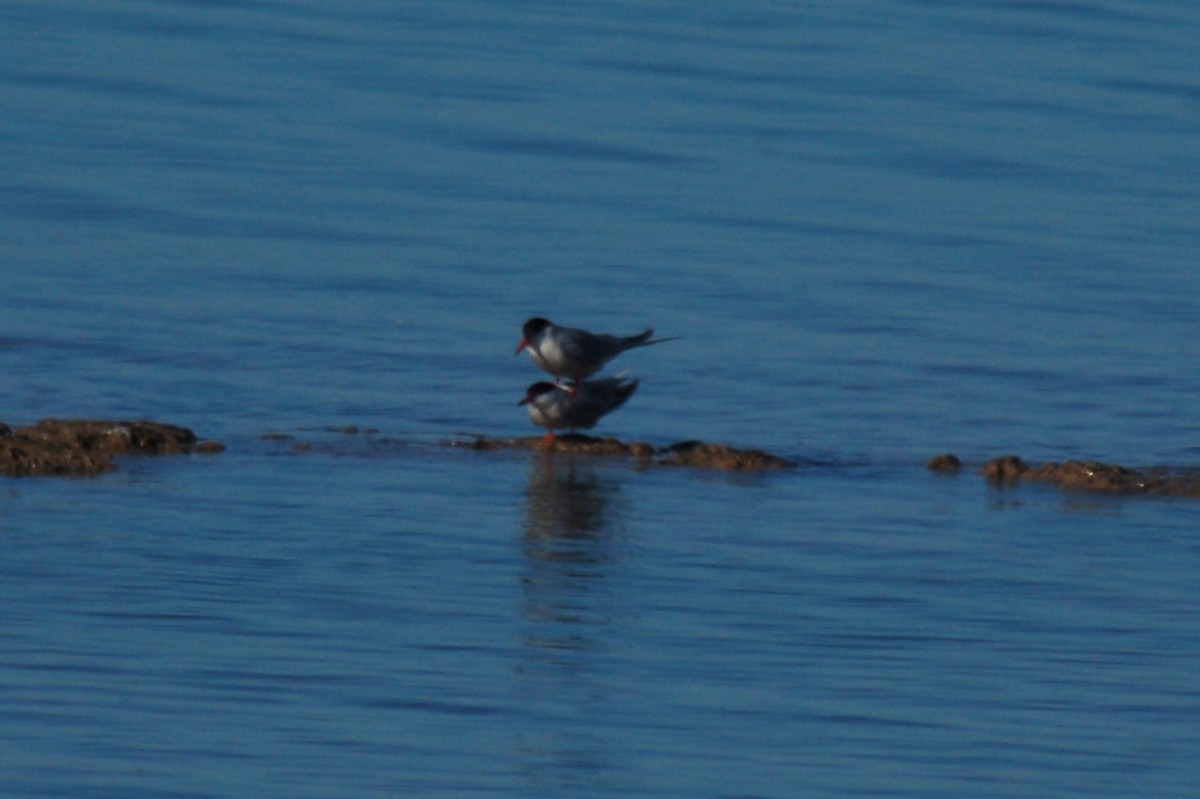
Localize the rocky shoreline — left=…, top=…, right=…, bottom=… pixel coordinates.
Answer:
left=7, top=419, right=1200, bottom=496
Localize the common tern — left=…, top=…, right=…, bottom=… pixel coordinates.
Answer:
left=514, top=317, right=678, bottom=387
left=518, top=375, right=639, bottom=440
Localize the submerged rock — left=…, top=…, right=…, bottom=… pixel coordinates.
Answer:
left=926, top=453, right=963, bottom=473
left=450, top=434, right=794, bottom=472
left=0, top=419, right=222, bottom=477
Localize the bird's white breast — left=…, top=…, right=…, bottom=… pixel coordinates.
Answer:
left=527, top=394, right=567, bottom=428
left=531, top=333, right=568, bottom=374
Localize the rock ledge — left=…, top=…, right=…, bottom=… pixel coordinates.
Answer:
left=1, top=419, right=222, bottom=477
left=450, top=434, right=794, bottom=472
left=926, top=452, right=1200, bottom=498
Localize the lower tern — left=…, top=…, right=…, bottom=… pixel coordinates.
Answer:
left=518, top=376, right=639, bottom=440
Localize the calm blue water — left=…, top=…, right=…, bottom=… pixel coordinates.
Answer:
left=3, top=1, right=1200, bottom=797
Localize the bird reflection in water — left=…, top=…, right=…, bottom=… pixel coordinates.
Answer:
left=520, top=452, right=625, bottom=628
left=515, top=452, right=628, bottom=789
left=519, top=449, right=627, bottom=642
left=520, top=451, right=627, bottom=630
left=522, top=451, right=623, bottom=542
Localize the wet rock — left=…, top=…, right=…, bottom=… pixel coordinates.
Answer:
left=0, top=419, right=220, bottom=477
left=458, top=434, right=653, bottom=458
left=656, top=440, right=794, bottom=471
left=1025, top=460, right=1139, bottom=493
left=982, top=455, right=1030, bottom=483
left=450, top=434, right=793, bottom=472
left=979, top=455, right=1200, bottom=497
left=926, top=453, right=962, bottom=473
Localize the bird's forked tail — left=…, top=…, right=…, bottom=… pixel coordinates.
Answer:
left=622, top=329, right=681, bottom=348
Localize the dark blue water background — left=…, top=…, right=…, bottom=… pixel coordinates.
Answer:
left=3, top=2, right=1199, bottom=797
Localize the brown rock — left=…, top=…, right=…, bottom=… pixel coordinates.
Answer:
left=980, top=455, right=1200, bottom=498
left=0, top=419, right=218, bottom=477
left=449, top=434, right=793, bottom=472
left=1024, top=460, right=1136, bottom=493
left=926, top=453, right=962, bottom=473
left=982, top=455, right=1030, bottom=483
left=656, top=440, right=793, bottom=471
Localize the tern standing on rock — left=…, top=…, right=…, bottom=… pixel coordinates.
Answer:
left=514, top=317, right=679, bottom=388
left=518, top=376, right=639, bottom=440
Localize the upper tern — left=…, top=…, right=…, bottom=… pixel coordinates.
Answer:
left=514, top=317, right=678, bottom=386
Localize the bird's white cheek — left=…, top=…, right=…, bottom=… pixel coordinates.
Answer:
left=528, top=399, right=557, bottom=426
